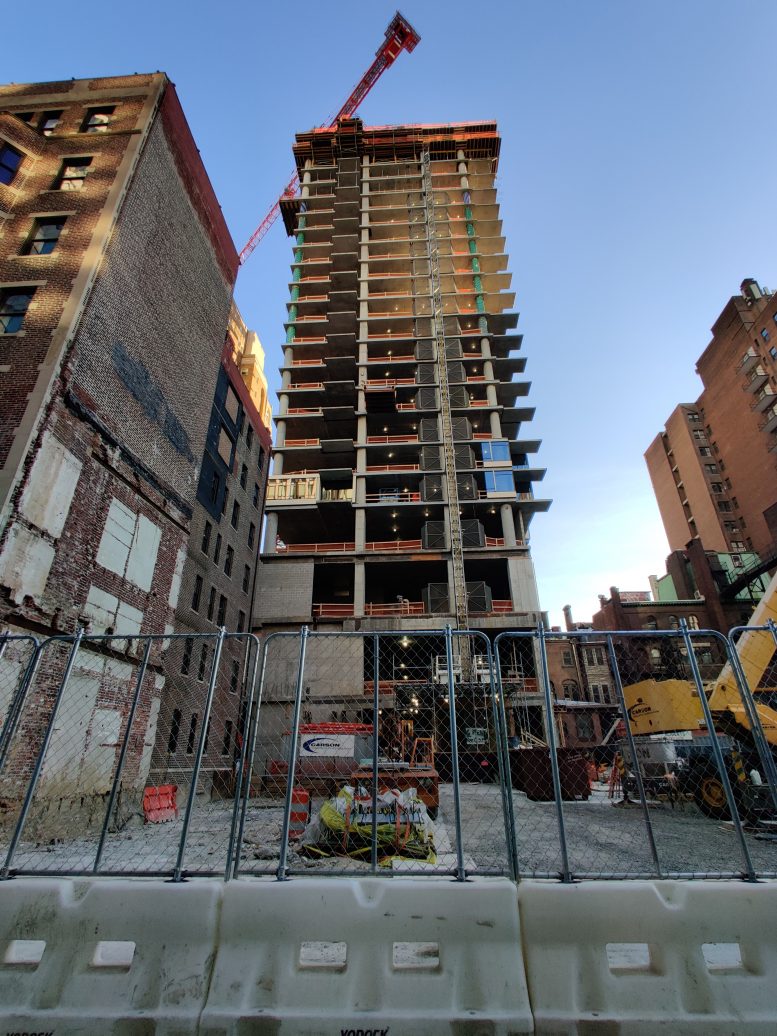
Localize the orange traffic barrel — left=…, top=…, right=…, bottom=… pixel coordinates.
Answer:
left=289, top=787, right=310, bottom=840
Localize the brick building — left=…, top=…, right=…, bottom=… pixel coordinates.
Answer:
left=646, top=279, right=777, bottom=564
left=0, top=74, right=240, bottom=824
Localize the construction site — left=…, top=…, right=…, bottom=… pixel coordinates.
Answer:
left=1, top=7, right=777, bottom=1034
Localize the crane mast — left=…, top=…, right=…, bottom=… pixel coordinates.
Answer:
left=239, top=12, right=420, bottom=264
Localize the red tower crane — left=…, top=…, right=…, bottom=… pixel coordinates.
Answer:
left=239, top=11, right=421, bottom=265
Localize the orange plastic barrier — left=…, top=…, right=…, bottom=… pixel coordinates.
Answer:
left=143, top=784, right=178, bottom=824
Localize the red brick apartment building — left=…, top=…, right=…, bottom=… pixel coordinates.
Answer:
left=0, top=74, right=259, bottom=826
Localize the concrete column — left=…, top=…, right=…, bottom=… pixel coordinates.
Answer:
left=272, top=452, right=284, bottom=476
left=480, top=336, right=491, bottom=359
left=275, top=420, right=286, bottom=448
left=357, top=415, right=367, bottom=445
left=355, top=508, right=366, bottom=550
left=263, top=511, right=278, bottom=553
left=354, top=560, right=365, bottom=616
left=507, top=556, right=541, bottom=613
left=500, top=504, right=517, bottom=547
left=483, top=359, right=495, bottom=381
left=486, top=383, right=498, bottom=407
left=300, top=163, right=312, bottom=200
left=356, top=445, right=366, bottom=474
left=490, top=411, right=503, bottom=437
left=278, top=393, right=289, bottom=416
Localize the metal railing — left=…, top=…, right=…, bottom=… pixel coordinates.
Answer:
left=0, top=624, right=774, bottom=883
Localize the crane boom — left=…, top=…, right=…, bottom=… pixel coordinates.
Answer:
left=239, top=11, right=420, bottom=264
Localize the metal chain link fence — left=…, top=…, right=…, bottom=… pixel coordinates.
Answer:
left=0, top=623, right=775, bottom=882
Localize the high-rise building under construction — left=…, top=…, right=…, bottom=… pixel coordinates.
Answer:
left=255, top=119, right=549, bottom=637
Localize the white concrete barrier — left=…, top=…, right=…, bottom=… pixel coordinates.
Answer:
left=0, top=877, right=221, bottom=1034
left=518, top=879, right=777, bottom=1035
left=200, top=876, right=532, bottom=1035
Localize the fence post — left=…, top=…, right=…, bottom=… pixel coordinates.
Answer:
left=2, top=629, right=84, bottom=878
left=232, top=633, right=275, bottom=880
left=0, top=638, right=43, bottom=772
left=371, top=632, right=380, bottom=874
left=536, top=624, right=571, bottom=883
left=680, top=620, right=756, bottom=882
left=492, top=634, right=519, bottom=881
left=225, top=635, right=262, bottom=881
left=605, top=633, right=662, bottom=877
left=277, top=626, right=309, bottom=880
left=93, top=637, right=152, bottom=873
left=446, top=625, right=466, bottom=881
left=172, top=629, right=225, bottom=882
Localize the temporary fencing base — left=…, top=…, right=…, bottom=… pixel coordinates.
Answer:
left=1, top=876, right=776, bottom=1034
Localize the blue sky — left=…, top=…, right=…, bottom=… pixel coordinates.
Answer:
left=7, top=1, right=777, bottom=626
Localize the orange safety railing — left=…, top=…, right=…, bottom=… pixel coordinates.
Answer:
left=467, top=375, right=487, bottom=382
left=291, top=359, right=324, bottom=367
left=484, top=536, right=506, bottom=547
left=367, top=331, right=412, bottom=339
left=313, top=603, right=356, bottom=617
left=288, top=382, right=323, bottom=391
left=365, top=378, right=416, bottom=389
left=284, top=438, right=320, bottom=447
left=366, top=434, right=418, bottom=444
left=473, top=432, right=493, bottom=440
left=396, top=402, right=418, bottom=410
left=286, top=408, right=320, bottom=415
left=367, top=353, right=415, bottom=363
left=365, top=601, right=425, bottom=616
left=279, top=542, right=355, bottom=554
left=491, top=600, right=514, bottom=613
left=364, top=539, right=423, bottom=552
left=291, top=335, right=326, bottom=343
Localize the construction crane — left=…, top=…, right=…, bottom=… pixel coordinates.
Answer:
left=239, top=11, right=421, bottom=265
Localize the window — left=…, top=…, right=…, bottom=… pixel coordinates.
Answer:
left=718, top=500, right=732, bottom=512
left=687, top=411, right=700, bottom=422
left=591, top=684, right=601, bottom=703
left=81, top=106, right=115, bottom=133
left=224, top=385, right=240, bottom=422
left=237, top=610, right=246, bottom=633
left=222, top=720, right=233, bottom=755
left=0, top=142, right=23, bottom=186
left=481, top=440, right=511, bottom=464
left=207, top=586, right=216, bottom=621
left=698, top=446, right=711, bottom=457
left=230, top=660, right=239, bottom=694
left=224, top=545, right=234, bottom=577
left=217, top=594, right=227, bottom=625
left=688, top=615, right=700, bottom=630
left=483, top=470, right=515, bottom=494
left=0, top=287, right=36, bottom=333
left=668, top=614, right=679, bottom=630
left=217, top=426, right=235, bottom=467
left=201, top=521, right=212, bottom=553
left=561, top=649, right=573, bottom=667
left=240, top=463, right=248, bottom=490
left=231, top=500, right=240, bottom=529
left=16, top=112, right=35, bottom=125
left=242, top=564, right=251, bottom=593
left=601, top=683, right=611, bottom=704
left=731, top=540, right=747, bottom=551
left=643, top=615, right=657, bottom=631
left=761, top=328, right=770, bottom=342
left=191, top=574, right=203, bottom=611
left=692, top=429, right=705, bottom=441
left=168, top=709, right=182, bottom=753
left=248, top=522, right=256, bottom=549
left=704, top=463, right=718, bottom=474
left=209, top=470, right=221, bottom=505
left=710, top=482, right=723, bottom=494
left=585, top=646, right=605, bottom=667
left=180, top=638, right=193, bottom=676
left=246, top=425, right=254, bottom=450
left=197, top=643, right=208, bottom=681
left=770, top=346, right=777, bottom=361
left=39, top=111, right=63, bottom=136
left=257, top=447, right=265, bottom=472
left=54, top=157, right=92, bottom=190
left=575, top=714, right=594, bottom=740
left=203, top=719, right=210, bottom=754
left=253, top=482, right=260, bottom=508
left=22, top=216, right=65, bottom=255
left=186, top=714, right=198, bottom=754
left=214, top=533, right=222, bottom=565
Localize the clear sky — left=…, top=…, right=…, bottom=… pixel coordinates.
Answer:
left=7, top=0, right=777, bottom=626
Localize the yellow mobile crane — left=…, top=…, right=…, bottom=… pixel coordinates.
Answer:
left=620, top=571, right=777, bottom=819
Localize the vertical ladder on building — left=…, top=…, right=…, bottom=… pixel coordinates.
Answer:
left=421, top=150, right=470, bottom=642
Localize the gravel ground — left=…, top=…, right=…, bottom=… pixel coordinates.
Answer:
left=3, top=783, right=775, bottom=879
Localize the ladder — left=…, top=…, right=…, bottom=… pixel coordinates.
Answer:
left=421, top=150, right=469, bottom=636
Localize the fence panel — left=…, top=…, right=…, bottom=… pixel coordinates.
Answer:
left=236, top=627, right=513, bottom=879
left=0, top=633, right=40, bottom=769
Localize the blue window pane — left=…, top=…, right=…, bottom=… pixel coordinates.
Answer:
left=0, top=289, right=35, bottom=333
left=0, top=143, right=23, bottom=185
left=484, top=471, right=515, bottom=493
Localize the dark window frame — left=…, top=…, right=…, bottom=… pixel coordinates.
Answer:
left=0, top=142, right=23, bottom=186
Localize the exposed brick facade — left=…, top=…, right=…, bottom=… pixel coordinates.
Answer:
left=0, top=74, right=240, bottom=829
